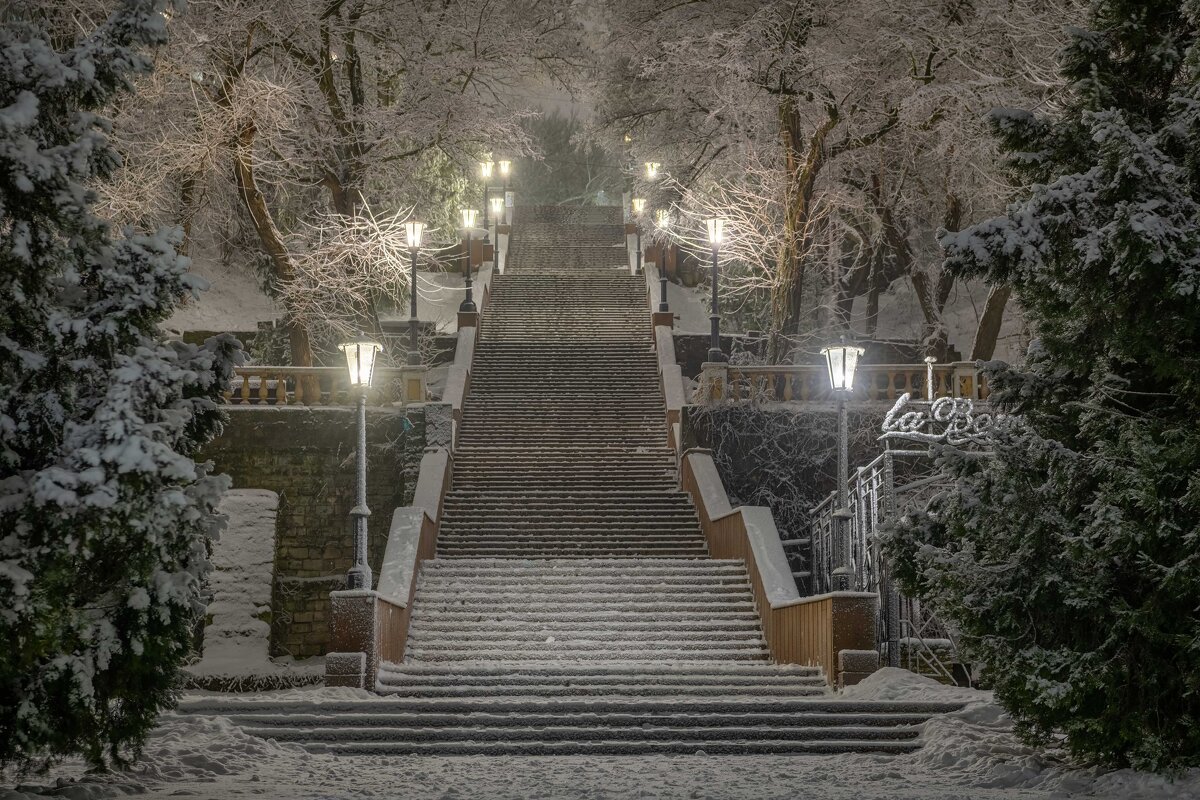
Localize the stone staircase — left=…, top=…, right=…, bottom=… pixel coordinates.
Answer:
left=176, top=205, right=963, bottom=755
left=399, top=559, right=767, bottom=662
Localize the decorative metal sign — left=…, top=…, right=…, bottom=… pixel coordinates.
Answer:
left=880, top=392, right=999, bottom=447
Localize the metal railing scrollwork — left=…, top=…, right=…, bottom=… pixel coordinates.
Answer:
left=805, top=392, right=1004, bottom=685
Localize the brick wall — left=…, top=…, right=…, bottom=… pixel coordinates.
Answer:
left=200, top=405, right=428, bottom=659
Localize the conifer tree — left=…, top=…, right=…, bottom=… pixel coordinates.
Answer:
left=883, top=0, right=1200, bottom=771
left=0, top=1, right=240, bottom=768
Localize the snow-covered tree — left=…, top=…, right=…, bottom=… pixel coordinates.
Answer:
left=96, top=0, right=585, bottom=364
left=882, top=0, right=1200, bottom=771
left=591, top=0, right=1077, bottom=361
left=0, top=0, right=240, bottom=769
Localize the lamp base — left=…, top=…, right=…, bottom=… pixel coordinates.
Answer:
left=345, top=563, right=372, bottom=591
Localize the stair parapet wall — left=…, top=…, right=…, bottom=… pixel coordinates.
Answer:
left=325, top=446, right=453, bottom=689
left=654, top=324, right=686, bottom=452
left=679, top=448, right=879, bottom=684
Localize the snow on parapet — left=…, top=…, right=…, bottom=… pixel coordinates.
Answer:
left=202, top=490, right=277, bottom=661
left=188, top=490, right=321, bottom=689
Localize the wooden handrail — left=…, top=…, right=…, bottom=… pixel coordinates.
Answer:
left=680, top=449, right=878, bottom=683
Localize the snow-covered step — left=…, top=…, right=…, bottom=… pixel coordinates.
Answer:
left=174, top=688, right=966, bottom=757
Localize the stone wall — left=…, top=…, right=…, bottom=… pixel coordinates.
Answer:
left=200, top=405, right=430, bottom=659
left=671, top=333, right=757, bottom=378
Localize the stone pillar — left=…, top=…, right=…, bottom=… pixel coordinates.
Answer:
left=698, top=362, right=728, bottom=403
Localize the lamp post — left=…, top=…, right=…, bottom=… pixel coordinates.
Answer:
left=655, top=209, right=671, bottom=313
left=498, top=160, right=511, bottom=225
left=460, top=207, right=479, bottom=313
left=490, top=196, right=505, bottom=271
left=705, top=217, right=726, bottom=362
left=631, top=198, right=646, bottom=275
left=820, top=338, right=865, bottom=592
left=338, top=334, right=383, bottom=590
left=404, top=221, right=424, bottom=366
left=644, top=161, right=660, bottom=181
left=479, top=160, right=494, bottom=237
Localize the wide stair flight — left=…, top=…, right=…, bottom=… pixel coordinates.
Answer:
left=177, top=205, right=962, bottom=755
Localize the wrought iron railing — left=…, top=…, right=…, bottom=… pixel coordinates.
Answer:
left=802, top=393, right=1002, bottom=685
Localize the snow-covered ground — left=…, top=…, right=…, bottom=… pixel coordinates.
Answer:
left=380, top=259, right=495, bottom=334
left=167, top=239, right=499, bottom=338
left=5, top=669, right=1196, bottom=800
left=185, top=490, right=322, bottom=691
left=164, top=243, right=279, bottom=335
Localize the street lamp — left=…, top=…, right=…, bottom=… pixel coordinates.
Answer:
left=644, top=161, right=660, bottom=181
left=479, top=160, right=494, bottom=237
left=631, top=198, right=646, bottom=275
left=338, top=334, right=383, bottom=591
left=655, top=209, right=671, bottom=313
left=459, top=208, right=479, bottom=313
left=705, top=217, right=726, bottom=362
left=490, top=197, right=505, bottom=271
left=821, top=338, right=865, bottom=592
left=498, top=160, right=511, bottom=225
left=404, top=221, right=424, bottom=366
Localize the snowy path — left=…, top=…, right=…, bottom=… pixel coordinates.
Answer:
left=5, top=671, right=1197, bottom=799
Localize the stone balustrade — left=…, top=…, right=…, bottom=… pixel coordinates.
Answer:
left=697, top=362, right=989, bottom=405
left=224, top=366, right=427, bottom=406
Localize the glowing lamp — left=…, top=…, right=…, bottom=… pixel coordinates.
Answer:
left=821, top=340, right=865, bottom=392
left=404, top=221, right=424, bottom=249
left=705, top=217, right=726, bottom=247
left=339, top=335, right=383, bottom=389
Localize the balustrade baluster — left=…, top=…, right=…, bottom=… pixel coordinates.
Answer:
left=274, top=374, right=287, bottom=405
left=257, top=374, right=269, bottom=404
left=239, top=373, right=250, bottom=404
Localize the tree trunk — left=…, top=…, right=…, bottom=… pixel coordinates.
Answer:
left=231, top=118, right=317, bottom=379
left=177, top=172, right=199, bottom=257
left=970, top=284, right=1012, bottom=360
left=910, top=193, right=964, bottom=361
left=768, top=100, right=838, bottom=363
left=216, top=57, right=317, bottom=375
